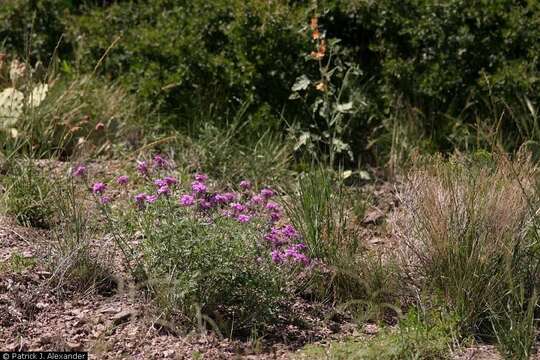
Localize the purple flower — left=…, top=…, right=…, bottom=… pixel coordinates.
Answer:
left=157, top=186, right=171, bottom=196
left=72, top=164, right=87, bottom=177
left=116, top=175, right=129, bottom=185
left=100, top=196, right=111, bottom=205
left=199, top=200, right=212, bottom=210
left=237, top=214, right=251, bottom=223
left=213, top=193, right=228, bottom=203
left=230, top=202, right=246, bottom=213
left=282, top=224, right=299, bottom=239
left=153, top=154, right=169, bottom=169
left=154, top=179, right=168, bottom=188
left=137, top=161, right=149, bottom=176
left=261, top=188, right=274, bottom=199
left=271, top=250, right=284, bottom=264
left=180, top=194, right=195, bottom=206
left=194, top=173, right=208, bottom=182
left=285, top=245, right=310, bottom=265
left=265, top=201, right=281, bottom=212
left=283, top=243, right=310, bottom=265
left=264, top=230, right=286, bottom=247
left=251, top=195, right=264, bottom=205
left=264, top=226, right=292, bottom=247
left=145, top=194, right=158, bottom=203
left=239, top=180, right=251, bottom=190
left=223, top=192, right=237, bottom=203
left=92, top=182, right=107, bottom=194
left=135, top=192, right=147, bottom=204
left=270, top=211, right=282, bottom=222
left=163, top=176, right=177, bottom=186
left=221, top=209, right=234, bottom=217
left=191, top=181, right=207, bottom=194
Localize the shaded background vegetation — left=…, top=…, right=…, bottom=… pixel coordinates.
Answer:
left=2, top=0, right=540, bottom=164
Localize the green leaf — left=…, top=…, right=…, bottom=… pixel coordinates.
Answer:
left=291, top=75, right=311, bottom=92
left=336, top=102, right=354, bottom=113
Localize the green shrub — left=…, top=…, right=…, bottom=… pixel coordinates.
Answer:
left=322, top=0, right=540, bottom=158
left=66, top=0, right=308, bottom=131
left=139, top=207, right=286, bottom=335
left=0, top=0, right=74, bottom=62
left=84, top=165, right=306, bottom=336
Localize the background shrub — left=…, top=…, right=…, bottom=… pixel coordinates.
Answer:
left=65, top=0, right=308, bottom=132
left=4, top=0, right=540, bottom=163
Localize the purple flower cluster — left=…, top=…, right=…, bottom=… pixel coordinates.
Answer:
left=83, top=160, right=310, bottom=267
left=92, top=182, right=107, bottom=194
left=264, top=224, right=308, bottom=265
left=135, top=192, right=158, bottom=205
left=135, top=154, right=171, bottom=177
left=271, top=244, right=309, bottom=265
left=117, top=175, right=129, bottom=185
left=73, top=164, right=87, bottom=177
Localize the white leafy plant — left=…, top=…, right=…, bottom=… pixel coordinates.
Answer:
left=0, top=59, right=48, bottom=133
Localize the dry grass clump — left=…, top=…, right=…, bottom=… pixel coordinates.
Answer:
left=394, top=152, right=540, bottom=356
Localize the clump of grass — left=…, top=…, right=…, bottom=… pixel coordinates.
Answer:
left=286, top=167, right=358, bottom=264
left=285, top=167, right=355, bottom=300
left=0, top=54, right=144, bottom=159
left=192, top=104, right=293, bottom=186
left=395, top=153, right=540, bottom=355
left=15, top=76, right=143, bottom=159
left=48, top=179, right=115, bottom=294
left=1, top=160, right=56, bottom=228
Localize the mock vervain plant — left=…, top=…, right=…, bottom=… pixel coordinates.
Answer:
left=72, top=155, right=310, bottom=335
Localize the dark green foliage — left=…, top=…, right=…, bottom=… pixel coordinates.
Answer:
left=65, top=0, right=308, bottom=132
left=323, top=0, right=540, bottom=156
left=3, top=0, right=540, bottom=162
left=131, top=202, right=286, bottom=335
left=0, top=0, right=74, bottom=62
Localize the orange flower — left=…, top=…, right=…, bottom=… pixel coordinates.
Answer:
left=312, top=29, right=321, bottom=40
left=310, top=51, right=325, bottom=60
left=315, top=81, right=327, bottom=92
left=319, top=39, right=326, bottom=54
left=310, top=39, right=327, bottom=60
left=310, top=17, right=318, bottom=31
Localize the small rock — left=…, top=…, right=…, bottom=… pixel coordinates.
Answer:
left=66, top=341, right=83, bottom=351
left=112, top=309, right=137, bottom=325
left=362, top=208, right=384, bottom=224
left=163, top=349, right=175, bottom=358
